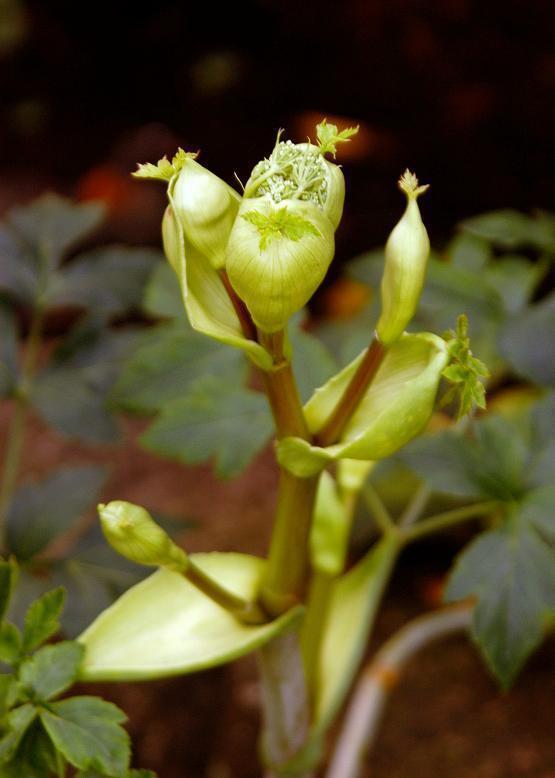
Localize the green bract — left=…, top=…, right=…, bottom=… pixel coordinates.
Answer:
left=277, top=332, right=449, bottom=477
left=98, top=501, right=188, bottom=572
left=171, top=157, right=241, bottom=270
left=376, top=171, right=430, bottom=346
left=226, top=199, right=335, bottom=333
left=161, top=205, right=272, bottom=369
left=78, top=553, right=303, bottom=681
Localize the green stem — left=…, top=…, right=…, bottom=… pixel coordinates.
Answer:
left=398, top=483, right=431, bottom=528
left=0, top=306, right=44, bottom=552
left=401, top=501, right=499, bottom=543
left=362, top=484, right=396, bottom=535
left=185, top=559, right=269, bottom=624
left=315, top=338, right=386, bottom=447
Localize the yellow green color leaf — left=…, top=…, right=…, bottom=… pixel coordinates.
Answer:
left=78, top=553, right=302, bottom=681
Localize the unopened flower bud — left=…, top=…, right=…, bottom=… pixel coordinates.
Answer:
left=376, top=170, right=430, bottom=346
left=225, top=198, right=334, bottom=333
left=99, top=501, right=188, bottom=572
left=161, top=205, right=182, bottom=277
left=172, top=157, right=240, bottom=269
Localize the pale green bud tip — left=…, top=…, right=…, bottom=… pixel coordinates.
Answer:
left=316, top=118, right=359, bottom=158
left=98, top=501, right=188, bottom=572
left=398, top=169, right=429, bottom=199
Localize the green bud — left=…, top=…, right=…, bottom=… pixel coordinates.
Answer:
left=376, top=170, right=430, bottom=346
left=225, top=198, right=335, bottom=333
left=171, top=157, right=240, bottom=270
left=98, top=501, right=188, bottom=572
left=161, top=205, right=181, bottom=277
left=244, top=133, right=346, bottom=229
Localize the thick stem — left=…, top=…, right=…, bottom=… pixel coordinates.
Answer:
left=0, top=306, right=44, bottom=551
left=401, top=501, right=499, bottom=543
left=315, top=338, right=386, bottom=447
left=326, top=604, right=473, bottom=778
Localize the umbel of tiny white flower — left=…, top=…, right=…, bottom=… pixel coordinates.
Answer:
left=225, top=120, right=359, bottom=333
left=376, top=170, right=430, bottom=346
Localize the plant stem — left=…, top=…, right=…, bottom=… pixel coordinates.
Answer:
left=401, top=501, right=499, bottom=543
left=315, top=338, right=386, bottom=447
left=362, top=483, right=396, bottom=535
left=326, top=603, right=473, bottom=778
left=398, top=482, right=431, bottom=528
left=219, top=270, right=258, bottom=341
left=185, top=559, right=269, bottom=624
left=0, top=305, right=44, bottom=552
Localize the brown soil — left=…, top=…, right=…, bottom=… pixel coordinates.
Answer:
left=2, top=407, right=555, bottom=778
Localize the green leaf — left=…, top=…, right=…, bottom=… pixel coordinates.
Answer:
left=241, top=207, right=321, bottom=250
left=31, top=323, right=137, bottom=442
left=22, top=588, right=65, bottom=653
left=316, top=119, right=359, bottom=158
left=0, top=704, right=36, bottom=764
left=0, top=559, right=17, bottom=622
left=447, top=233, right=491, bottom=272
left=0, top=300, right=18, bottom=397
left=140, top=377, right=273, bottom=478
left=48, top=247, right=161, bottom=316
left=460, top=209, right=555, bottom=252
left=312, top=536, right=399, bottom=731
left=0, top=623, right=22, bottom=665
left=0, top=226, right=40, bottom=302
left=112, top=322, right=246, bottom=414
left=19, top=641, right=84, bottom=701
left=0, top=675, right=19, bottom=716
left=8, top=195, right=104, bottom=269
left=309, top=472, right=350, bottom=576
left=79, top=553, right=303, bottom=681
left=133, top=148, right=196, bottom=181
left=499, top=293, right=555, bottom=386
left=142, top=261, right=185, bottom=319
left=441, top=314, right=489, bottom=419
left=7, top=720, right=59, bottom=775
left=485, top=255, right=546, bottom=314
left=40, top=696, right=130, bottom=775
left=6, top=465, right=108, bottom=560
left=278, top=333, right=448, bottom=477
left=445, top=506, right=555, bottom=688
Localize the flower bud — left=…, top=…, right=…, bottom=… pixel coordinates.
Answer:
left=161, top=205, right=182, bottom=277
left=225, top=198, right=334, bottom=333
left=376, top=170, right=430, bottom=346
left=244, top=136, right=345, bottom=230
left=99, top=501, right=188, bottom=572
left=171, top=157, right=240, bottom=270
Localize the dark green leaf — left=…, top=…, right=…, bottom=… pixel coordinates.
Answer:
left=0, top=226, right=41, bottom=303
left=112, top=322, right=246, bottom=414
left=19, top=641, right=84, bottom=701
left=31, top=323, right=137, bottom=442
left=447, top=233, right=491, bottom=272
left=48, top=247, right=162, bottom=316
left=140, top=377, right=273, bottom=477
left=0, top=623, right=22, bottom=665
left=22, top=588, right=65, bottom=653
left=459, top=209, right=551, bottom=251
left=142, top=261, right=184, bottom=319
left=446, top=509, right=555, bottom=688
left=40, top=696, right=130, bottom=775
left=8, top=195, right=104, bottom=269
left=0, top=704, right=36, bottom=764
left=0, top=560, right=17, bottom=622
left=0, top=300, right=18, bottom=397
left=6, top=465, right=108, bottom=560
left=289, top=323, right=337, bottom=403
left=4, top=719, right=59, bottom=776
left=485, top=255, right=546, bottom=314
left=499, top=293, right=555, bottom=386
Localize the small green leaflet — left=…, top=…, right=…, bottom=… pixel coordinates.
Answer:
left=40, top=696, right=130, bottom=776
left=133, top=148, right=197, bottom=181
left=441, top=314, right=489, bottom=418
left=316, top=118, right=359, bottom=158
left=22, top=587, right=65, bottom=653
left=242, top=207, right=321, bottom=251
left=19, top=642, right=84, bottom=701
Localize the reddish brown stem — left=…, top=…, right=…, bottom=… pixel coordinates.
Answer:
left=219, top=270, right=258, bottom=341
left=315, top=338, right=386, bottom=447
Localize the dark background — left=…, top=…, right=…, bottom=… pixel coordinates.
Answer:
left=0, top=0, right=553, bottom=264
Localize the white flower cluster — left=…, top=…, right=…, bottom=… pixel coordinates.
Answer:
left=249, top=140, right=329, bottom=208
